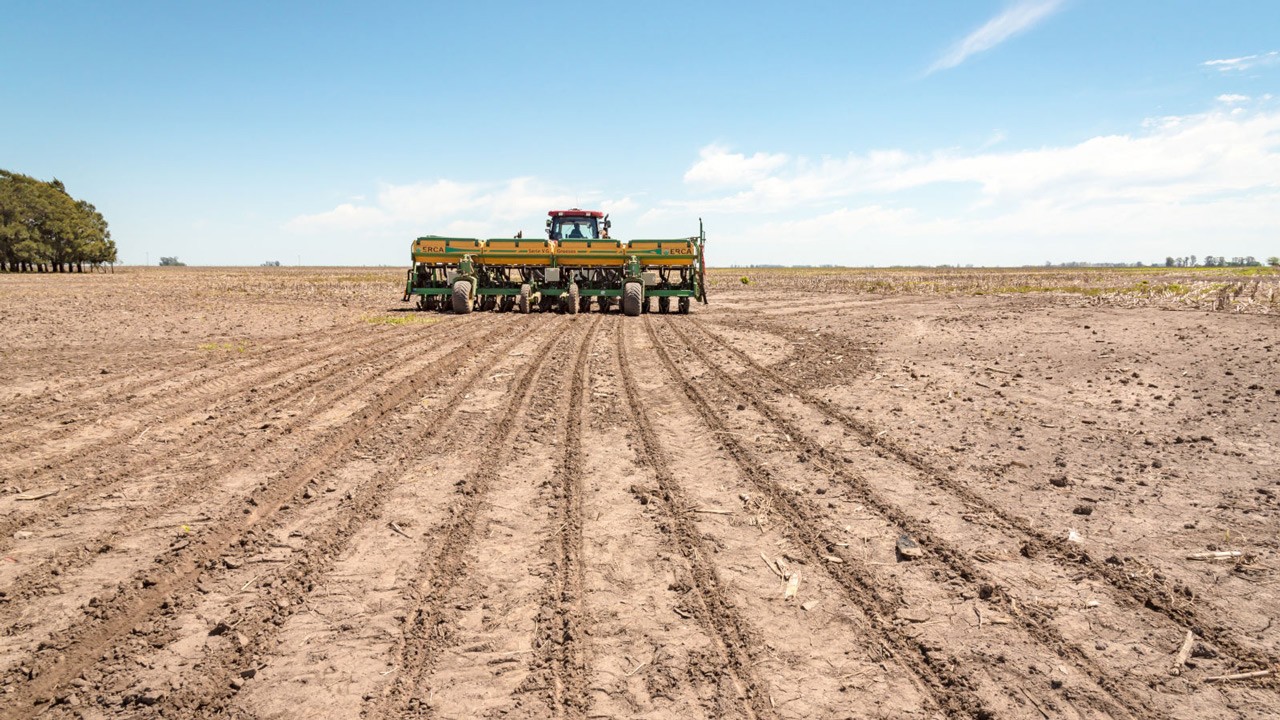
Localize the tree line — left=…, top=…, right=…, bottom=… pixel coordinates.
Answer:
left=1165, top=255, right=1277, bottom=268
left=0, top=170, right=117, bottom=272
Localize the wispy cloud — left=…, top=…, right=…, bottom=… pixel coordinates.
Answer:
left=672, top=107, right=1280, bottom=264
left=1217, top=94, right=1250, bottom=104
left=284, top=178, right=636, bottom=240
left=683, top=145, right=789, bottom=187
left=679, top=109, right=1280, bottom=213
left=285, top=178, right=575, bottom=237
left=285, top=104, right=1280, bottom=266
left=1203, top=51, right=1279, bottom=72
left=927, top=0, right=1065, bottom=74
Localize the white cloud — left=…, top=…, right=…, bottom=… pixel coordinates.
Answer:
left=284, top=202, right=388, bottom=232
left=600, top=196, right=639, bottom=215
left=683, top=145, right=790, bottom=187
left=285, top=177, right=591, bottom=239
left=1217, top=94, right=1251, bottom=104
left=677, top=107, right=1280, bottom=265
left=1203, top=51, right=1279, bottom=72
left=284, top=105, right=1280, bottom=266
left=928, top=0, right=1065, bottom=74
left=681, top=109, right=1280, bottom=210
left=980, top=130, right=1009, bottom=149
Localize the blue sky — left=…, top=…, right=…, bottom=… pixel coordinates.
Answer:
left=3, top=1, right=1278, bottom=266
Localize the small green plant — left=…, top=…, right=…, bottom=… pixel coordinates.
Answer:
left=197, top=341, right=248, bottom=352
left=364, top=314, right=440, bottom=326
left=739, top=276, right=751, bottom=285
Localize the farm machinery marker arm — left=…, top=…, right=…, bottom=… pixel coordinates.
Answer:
left=403, top=210, right=707, bottom=315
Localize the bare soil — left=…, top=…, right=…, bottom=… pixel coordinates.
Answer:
left=1, top=267, right=1277, bottom=719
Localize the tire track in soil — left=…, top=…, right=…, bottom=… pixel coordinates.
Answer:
left=106, top=316, right=552, bottom=719
left=0, top=317, right=508, bottom=647
left=574, top=324, right=722, bottom=719
left=615, top=320, right=778, bottom=720
left=0, top=344, right=225, bottom=435
left=0, top=322, right=375, bottom=451
left=0, top=324, right=374, bottom=443
left=641, top=317, right=992, bottom=720
left=0, top=315, right=510, bottom=719
left=687, top=317, right=1280, bottom=675
left=618, top=324, right=936, bottom=719
left=657, top=318, right=1157, bottom=719
left=684, top=315, right=1262, bottom=713
left=0, top=317, right=483, bottom=552
left=0, top=319, right=435, bottom=479
left=216, top=322, right=552, bottom=719
left=523, top=316, right=600, bottom=718
left=371, top=317, right=580, bottom=719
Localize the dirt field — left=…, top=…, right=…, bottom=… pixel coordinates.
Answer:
left=1, top=266, right=1278, bottom=720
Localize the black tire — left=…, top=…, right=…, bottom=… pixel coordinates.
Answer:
left=452, top=281, right=472, bottom=314
left=659, top=297, right=670, bottom=314
left=567, top=284, right=580, bottom=315
left=518, top=285, right=531, bottom=314
left=678, top=296, right=690, bottom=314
left=598, top=297, right=612, bottom=314
left=623, top=283, right=642, bottom=317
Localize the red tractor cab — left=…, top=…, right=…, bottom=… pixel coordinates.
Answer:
left=546, top=208, right=610, bottom=240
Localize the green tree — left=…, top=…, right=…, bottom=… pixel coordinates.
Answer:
left=1268, top=256, right=1279, bottom=267
left=0, top=170, right=114, bottom=272
left=0, top=171, right=54, bottom=271
left=72, top=199, right=115, bottom=270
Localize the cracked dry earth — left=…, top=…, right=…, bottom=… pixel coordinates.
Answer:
left=1, top=268, right=1278, bottom=720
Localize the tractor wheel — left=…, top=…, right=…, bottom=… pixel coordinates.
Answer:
left=678, top=296, right=690, bottom=314
left=597, top=297, right=612, bottom=314
left=452, top=281, right=472, bottom=314
left=623, top=283, right=642, bottom=317
left=579, top=297, right=591, bottom=314
left=566, top=284, right=580, bottom=315
left=499, top=296, right=514, bottom=313
left=481, top=295, right=497, bottom=312
left=518, top=285, right=531, bottom=314
left=659, top=297, right=670, bottom=314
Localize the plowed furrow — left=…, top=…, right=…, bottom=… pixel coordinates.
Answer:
left=0, top=324, right=373, bottom=441
left=126, top=317, right=547, bottom=718
left=373, top=317, right=578, bottom=718
left=616, top=320, right=777, bottom=720
left=0, top=318, right=506, bottom=633
left=643, top=317, right=989, bottom=720
left=0, top=320, right=476, bottom=551
left=0, top=317, right=502, bottom=718
left=0, top=320, right=452, bottom=478
left=660, top=318, right=1156, bottom=718
left=526, top=317, right=600, bottom=718
left=687, top=317, right=1280, bottom=674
